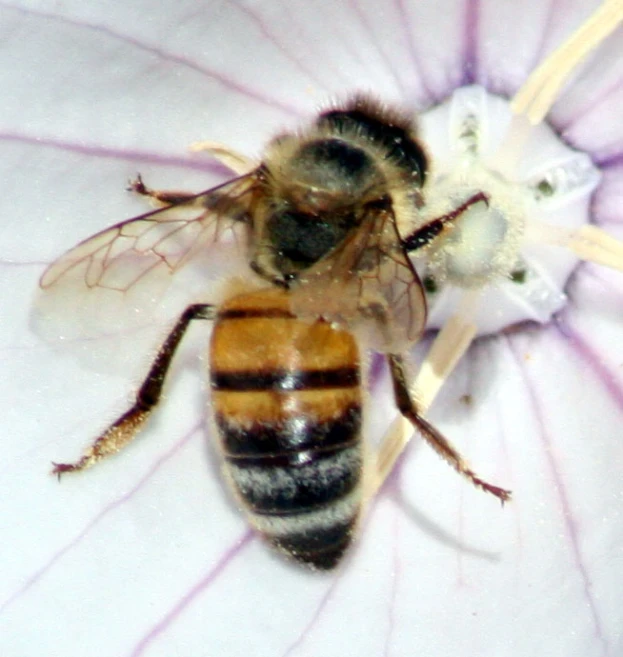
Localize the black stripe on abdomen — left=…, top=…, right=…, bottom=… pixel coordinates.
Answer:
left=211, top=366, right=359, bottom=392
left=250, top=488, right=361, bottom=570
left=221, top=403, right=362, bottom=515
left=218, top=307, right=295, bottom=320
left=228, top=444, right=362, bottom=570
left=270, top=512, right=359, bottom=570
left=226, top=444, right=362, bottom=516
left=220, top=407, right=363, bottom=570
left=217, top=404, right=361, bottom=458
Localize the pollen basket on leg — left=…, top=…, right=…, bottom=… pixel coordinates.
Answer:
left=415, top=84, right=603, bottom=335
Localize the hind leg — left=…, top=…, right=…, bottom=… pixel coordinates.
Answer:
left=53, top=304, right=214, bottom=477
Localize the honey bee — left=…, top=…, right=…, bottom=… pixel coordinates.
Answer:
left=39, top=96, right=510, bottom=570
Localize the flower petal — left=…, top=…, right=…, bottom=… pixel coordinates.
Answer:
left=1, top=1, right=622, bottom=656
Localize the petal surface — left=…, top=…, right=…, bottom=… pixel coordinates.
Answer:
left=0, top=2, right=622, bottom=656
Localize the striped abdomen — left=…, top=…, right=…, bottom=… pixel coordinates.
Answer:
left=210, top=288, right=363, bottom=570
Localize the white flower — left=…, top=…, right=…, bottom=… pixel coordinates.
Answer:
left=1, top=1, right=622, bottom=656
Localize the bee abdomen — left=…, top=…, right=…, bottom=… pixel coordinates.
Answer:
left=216, top=403, right=363, bottom=570
left=226, top=438, right=362, bottom=569
left=210, top=289, right=364, bottom=569
left=219, top=410, right=362, bottom=512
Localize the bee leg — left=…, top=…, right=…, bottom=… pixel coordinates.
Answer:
left=127, top=174, right=201, bottom=207
left=52, top=304, right=215, bottom=478
left=188, top=141, right=258, bottom=175
left=401, top=191, right=489, bottom=252
left=383, top=354, right=511, bottom=504
left=372, top=293, right=481, bottom=494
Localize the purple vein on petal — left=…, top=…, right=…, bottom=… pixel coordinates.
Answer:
left=129, top=530, right=254, bottom=657
left=273, top=2, right=374, bottom=89
left=393, top=0, right=436, bottom=104
left=0, top=2, right=301, bottom=116
left=524, top=0, right=561, bottom=83
left=493, top=397, right=523, bottom=550
left=554, top=316, right=623, bottom=409
left=316, top=14, right=373, bottom=76
left=0, top=422, right=202, bottom=615
left=367, top=352, right=387, bottom=391
left=230, top=1, right=333, bottom=90
left=461, top=0, right=481, bottom=84
left=279, top=485, right=386, bottom=655
left=575, top=266, right=623, bottom=303
left=281, top=573, right=342, bottom=657
left=506, top=332, right=609, bottom=654
left=346, top=0, right=407, bottom=96
left=0, top=132, right=230, bottom=173
left=388, top=485, right=502, bottom=560
left=593, top=173, right=623, bottom=222
left=527, top=0, right=619, bottom=129
left=594, top=152, right=623, bottom=170
left=556, top=79, right=623, bottom=135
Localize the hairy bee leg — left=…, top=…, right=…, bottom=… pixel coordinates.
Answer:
left=52, top=304, right=215, bottom=478
left=127, top=174, right=202, bottom=207
left=402, top=191, right=489, bottom=252
left=188, top=141, right=258, bottom=175
left=373, top=292, right=480, bottom=495
left=382, top=354, right=511, bottom=503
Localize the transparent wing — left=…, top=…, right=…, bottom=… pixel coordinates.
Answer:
left=291, top=205, right=427, bottom=352
left=40, top=173, right=258, bottom=292
left=32, top=173, right=260, bottom=371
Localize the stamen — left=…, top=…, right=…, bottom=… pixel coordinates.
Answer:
left=511, top=0, right=623, bottom=125
left=371, top=291, right=480, bottom=494
left=489, top=113, right=533, bottom=179
left=495, top=0, right=623, bottom=174
left=189, top=140, right=257, bottom=174
left=371, top=417, right=408, bottom=497
left=414, top=290, right=480, bottom=411
left=525, top=220, right=623, bottom=271
left=420, top=81, right=613, bottom=335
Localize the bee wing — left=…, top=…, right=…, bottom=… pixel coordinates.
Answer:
left=40, top=173, right=259, bottom=292
left=291, top=204, right=427, bottom=352
left=33, top=173, right=260, bottom=370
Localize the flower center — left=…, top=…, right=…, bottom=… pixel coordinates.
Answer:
left=414, top=85, right=601, bottom=335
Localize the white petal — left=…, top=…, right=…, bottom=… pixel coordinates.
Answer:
left=1, top=1, right=622, bottom=656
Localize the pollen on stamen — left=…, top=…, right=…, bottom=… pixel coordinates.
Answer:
left=375, top=0, right=623, bottom=492
left=413, top=84, right=603, bottom=336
